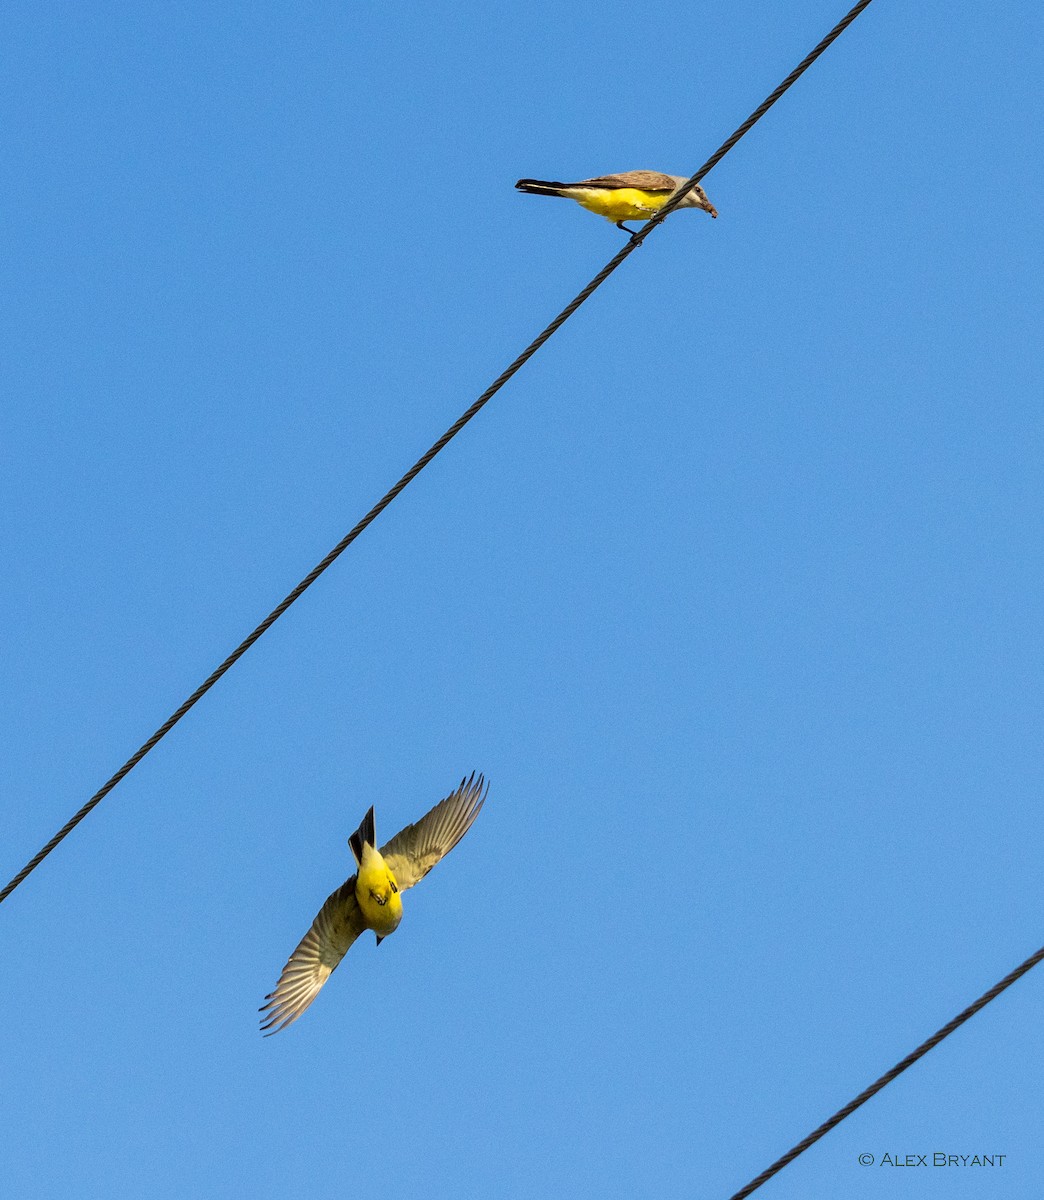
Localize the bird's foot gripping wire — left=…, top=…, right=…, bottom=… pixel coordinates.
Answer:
left=615, top=221, right=643, bottom=242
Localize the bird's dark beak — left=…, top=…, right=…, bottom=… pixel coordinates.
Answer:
left=705, top=202, right=718, bottom=219
left=375, top=934, right=385, bottom=947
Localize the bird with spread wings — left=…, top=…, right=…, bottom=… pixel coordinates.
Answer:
left=260, top=773, right=487, bottom=1035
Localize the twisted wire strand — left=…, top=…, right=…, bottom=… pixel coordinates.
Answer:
left=727, top=942, right=1044, bottom=1198
left=1, top=0, right=877, bottom=905
left=634, top=0, right=877, bottom=241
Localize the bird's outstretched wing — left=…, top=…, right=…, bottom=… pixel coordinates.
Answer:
left=259, top=876, right=366, bottom=1035
left=380, top=773, right=487, bottom=892
left=578, top=170, right=678, bottom=191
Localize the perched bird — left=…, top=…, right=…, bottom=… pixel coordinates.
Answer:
left=260, top=773, right=488, bottom=1035
left=516, top=169, right=718, bottom=235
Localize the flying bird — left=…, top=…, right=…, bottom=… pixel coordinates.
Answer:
left=260, top=773, right=488, bottom=1035
left=516, top=170, right=718, bottom=235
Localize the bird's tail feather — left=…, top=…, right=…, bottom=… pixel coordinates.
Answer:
left=516, top=178, right=570, bottom=197
left=349, top=805, right=376, bottom=863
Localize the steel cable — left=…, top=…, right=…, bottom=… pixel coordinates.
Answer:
left=727, top=942, right=1044, bottom=1198
left=1, top=0, right=877, bottom=905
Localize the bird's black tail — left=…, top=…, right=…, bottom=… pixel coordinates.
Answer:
left=515, top=178, right=569, bottom=196
left=348, top=805, right=376, bottom=864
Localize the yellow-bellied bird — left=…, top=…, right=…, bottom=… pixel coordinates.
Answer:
left=260, top=773, right=488, bottom=1035
left=516, top=170, right=718, bottom=235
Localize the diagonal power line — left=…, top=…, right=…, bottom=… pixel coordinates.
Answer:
left=726, top=941, right=1044, bottom=1198
left=0, top=0, right=876, bottom=906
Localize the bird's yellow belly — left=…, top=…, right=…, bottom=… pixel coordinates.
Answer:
left=357, top=888, right=402, bottom=934
left=355, top=862, right=403, bottom=934
left=570, top=187, right=669, bottom=222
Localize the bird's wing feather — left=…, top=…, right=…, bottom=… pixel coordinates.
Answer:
left=577, top=171, right=678, bottom=191
left=259, top=876, right=365, bottom=1036
left=380, top=773, right=487, bottom=892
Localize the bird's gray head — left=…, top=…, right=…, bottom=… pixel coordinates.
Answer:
left=670, top=178, right=718, bottom=218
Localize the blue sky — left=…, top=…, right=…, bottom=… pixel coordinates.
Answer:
left=2, top=1, right=1042, bottom=1196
